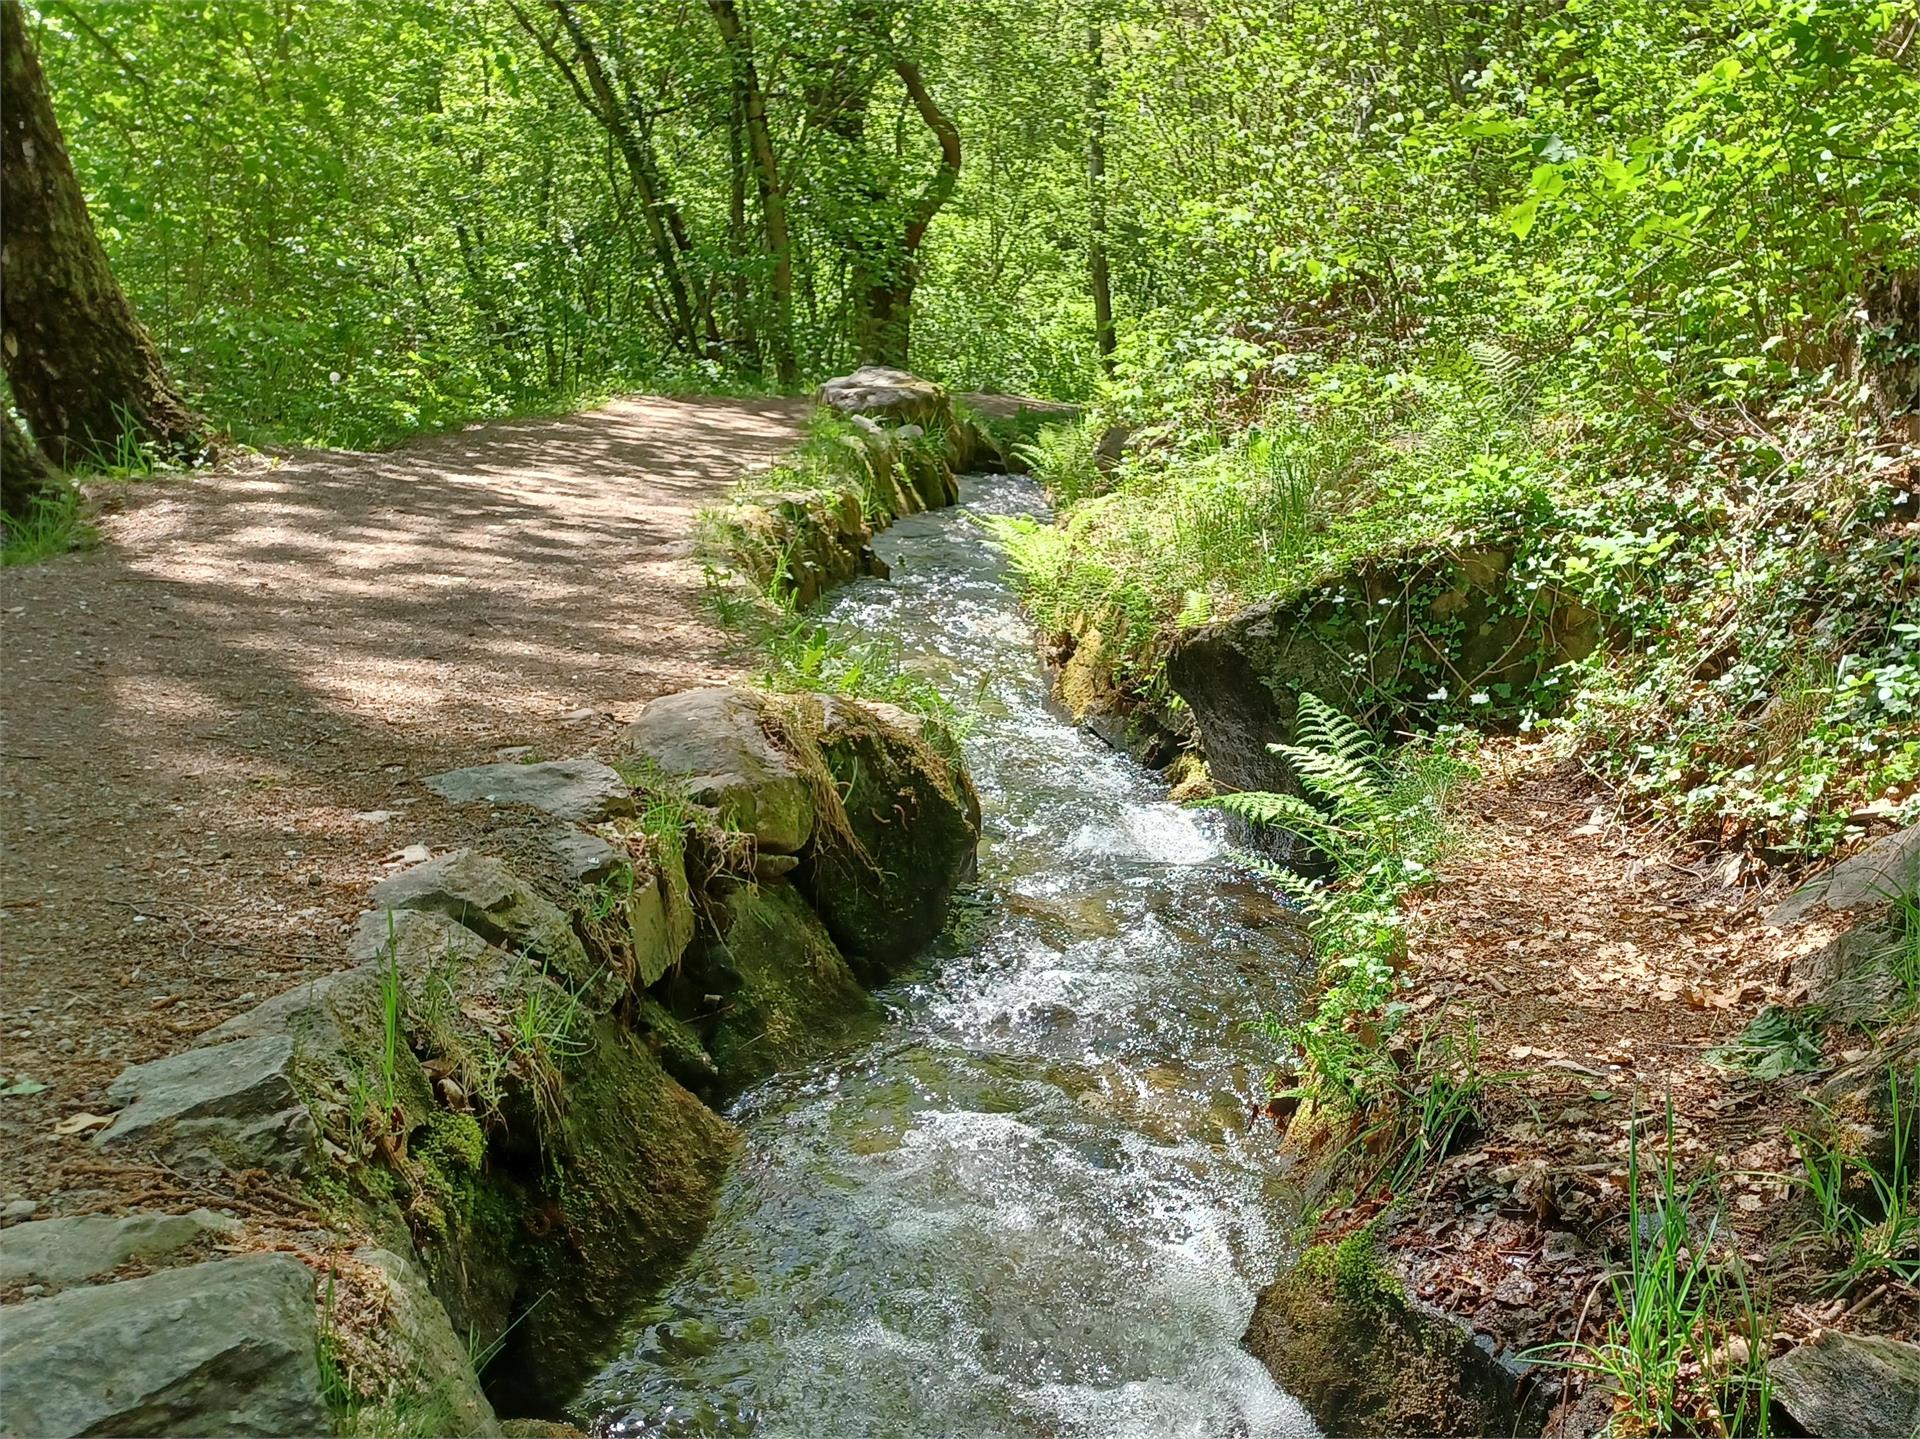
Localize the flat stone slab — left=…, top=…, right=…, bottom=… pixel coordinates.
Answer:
left=97, top=1036, right=315, bottom=1175
left=0, top=1210, right=234, bottom=1291
left=0, top=1252, right=329, bottom=1437
left=1772, top=823, right=1919, bottom=925
left=425, top=758, right=634, bottom=823
left=1772, top=1330, right=1920, bottom=1439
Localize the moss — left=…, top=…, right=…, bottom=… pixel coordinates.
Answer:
left=1246, top=1227, right=1546, bottom=1437
left=702, top=881, right=877, bottom=1088
left=1297, top=1228, right=1399, bottom=1309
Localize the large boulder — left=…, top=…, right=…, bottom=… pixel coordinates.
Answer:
left=1770, top=1330, right=1920, bottom=1439
left=793, top=696, right=981, bottom=973
left=818, top=367, right=949, bottom=428
left=95, top=1036, right=316, bottom=1176
left=1772, top=823, right=1919, bottom=926
left=696, top=880, right=876, bottom=1087
left=425, top=759, right=634, bottom=824
left=1167, top=549, right=1600, bottom=796
left=619, top=688, right=814, bottom=854
left=0, top=1253, right=329, bottom=1437
left=0, top=1210, right=234, bottom=1293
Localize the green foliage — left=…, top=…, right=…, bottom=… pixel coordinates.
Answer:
left=1, top=484, right=94, bottom=567
left=1200, top=694, right=1471, bottom=1115
left=1016, top=419, right=1104, bottom=507
left=1711, top=1005, right=1825, bottom=1080
left=1535, top=1105, right=1775, bottom=1438
left=1795, top=1069, right=1920, bottom=1290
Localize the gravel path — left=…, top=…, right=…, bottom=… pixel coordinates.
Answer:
left=0, top=394, right=806, bottom=1215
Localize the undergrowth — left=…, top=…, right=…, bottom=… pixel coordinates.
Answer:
left=2, top=485, right=96, bottom=566
left=1201, top=692, right=1474, bottom=1157
left=1534, top=1105, right=1775, bottom=1438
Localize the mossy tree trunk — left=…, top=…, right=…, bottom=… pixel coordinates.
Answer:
left=0, top=0, right=208, bottom=470
left=2, top=406, right=61, bottom=519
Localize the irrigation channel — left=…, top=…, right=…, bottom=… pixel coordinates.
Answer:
left=586, top=474, right=1322, bottom=1438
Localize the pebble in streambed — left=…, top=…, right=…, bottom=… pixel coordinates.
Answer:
left=585, top=475, right=1319, bottom=1439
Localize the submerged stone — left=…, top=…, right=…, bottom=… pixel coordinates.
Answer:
left=0, top=1253, right=328, bottom=1437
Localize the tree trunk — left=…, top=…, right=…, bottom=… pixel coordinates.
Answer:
left=0, top=0, right=207, bottom=469
left=708, top=0, right=796, bottom=385
left=2, top=406, right=61, bottom=519
left=508, top=0, right=702, bottom=354
left=854, top=56, right=959, bottom=368
left=1086, top=25, right=1116, bottom=375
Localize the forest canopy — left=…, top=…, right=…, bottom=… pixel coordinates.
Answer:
left=9, top=2, right=1913, bottom=452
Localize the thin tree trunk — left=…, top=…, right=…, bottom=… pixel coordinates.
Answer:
left=507, top=0, right=702, bottom=354
left=2, top=406, right=61, bottom=519
left=723, top=91, right=761, bottom=371
left=707, top=0, right=796, bottom=385
left=0, top=0, right=207, bottom=468
left=856, top=55, right=959, bottom=368
left=1086, top=25, right=1116, bottom=375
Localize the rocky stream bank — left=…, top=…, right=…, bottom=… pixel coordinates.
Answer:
left=0, top=369, right=1037, bottom=1437
left=1031, top=468, right=1920, bottom=1436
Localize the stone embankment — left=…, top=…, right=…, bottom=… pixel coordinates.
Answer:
left=0, top=370, right=997, bottom=1438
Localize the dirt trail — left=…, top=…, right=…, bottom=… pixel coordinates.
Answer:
left=0, top=395, right=807, bottom=1212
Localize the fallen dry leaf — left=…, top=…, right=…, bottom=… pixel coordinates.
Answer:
left=51, top=1111, right=114, bottom=1136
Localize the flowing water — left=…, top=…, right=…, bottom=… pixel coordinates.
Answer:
left=586, top=475, right=1320, bottom=1439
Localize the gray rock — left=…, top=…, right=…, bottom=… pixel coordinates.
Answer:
left=1771, top=1330, right=1920, bottom=1439
left=1813, top=1018, right=1919, bottom=1182
left=2, top=1199, right=39, bottom=1223
left=345, top=906, right=502, bottom=970
left=369, top=849, right=605, bottom=1003
left=818, top=366, right=947, bottom=427
left=0, top=1210, right=235, bottom=1291
left=1773, top=823, right=1920, bottom=926
left=353, top=1247, right=499, bottom=1437
left=620, top=688, right=814, bottom=854
left=793, top=696, right=981, bottom=974
left=97, top=1037, right=315, bottom=1175
left=1792, top=914, right=1907, bottom=1024
left=541, top=825, right=627, bottom=886
left=0, top=1253, right=328, bottom=1437
left=425, top=758, right=634, bottom=823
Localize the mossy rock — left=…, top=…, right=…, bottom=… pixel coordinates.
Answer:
left=1167, top=544, right=1600, bottom=795
left=471, top=1021, right=739, bottom=1414
left=787, top=695, right=982, bottom=976
left=697, top=880, right=878, bottom=1089
left=1243, top=1234, right=1548, bottom=1437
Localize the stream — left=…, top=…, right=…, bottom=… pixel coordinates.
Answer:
left=585, top=474, right=1320, bottom=1438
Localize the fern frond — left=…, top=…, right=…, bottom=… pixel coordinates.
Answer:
left=1272, top=742, right=1382, bottom=818
left=1291, top=692, right=1373, bottom=767
left=1196, top=789, right=1325, bottom=831
left=1228, top=848, right=1329, bottom=914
